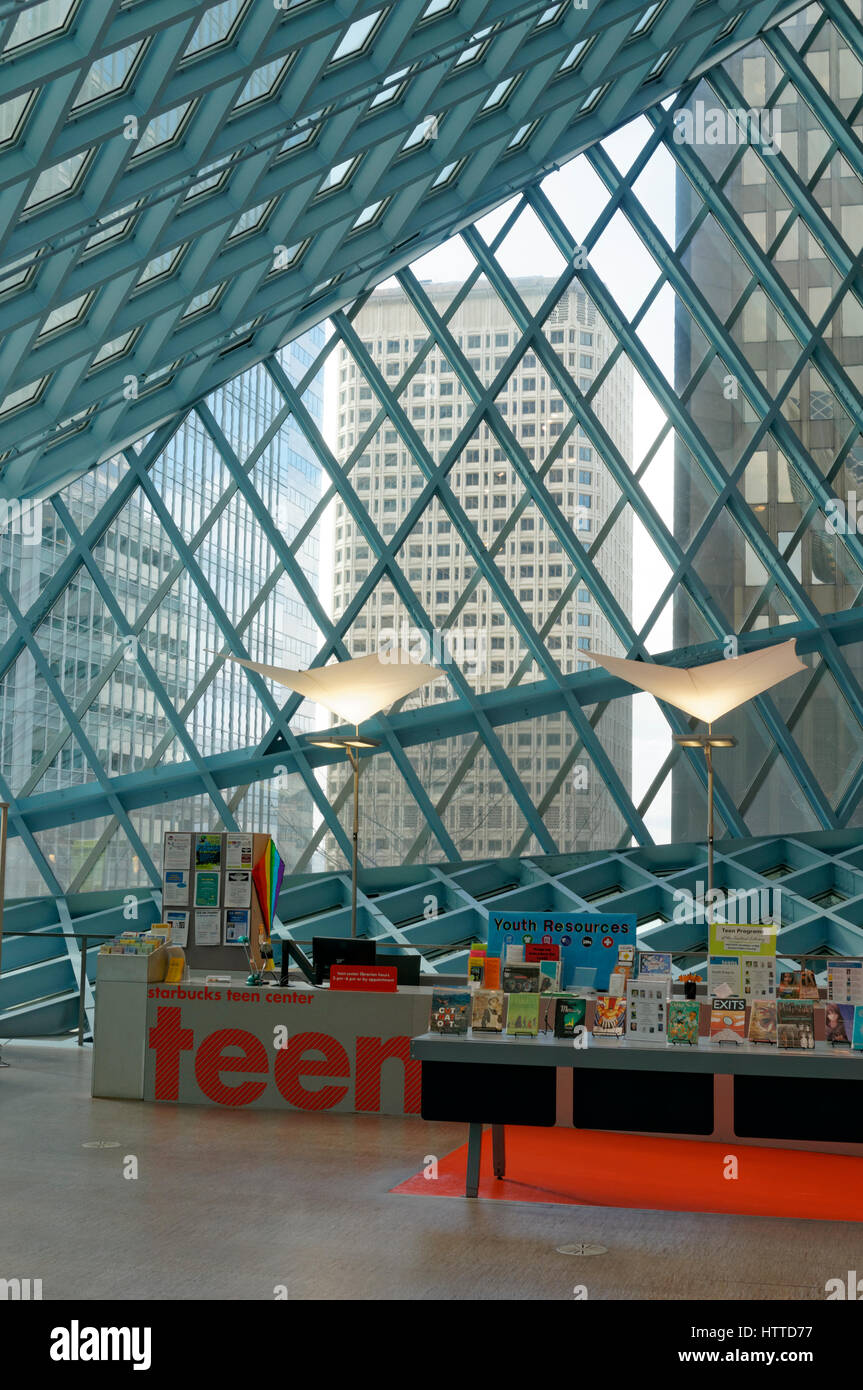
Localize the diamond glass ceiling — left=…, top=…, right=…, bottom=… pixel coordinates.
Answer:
left=0, top=2, right=856, bottom=920
left=0, top=0, right=861, bottom=1037
left=0, top=0, right=803, bottom=502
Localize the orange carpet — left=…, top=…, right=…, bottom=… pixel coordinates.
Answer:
left=391, top=1127, right=863, bottom=1220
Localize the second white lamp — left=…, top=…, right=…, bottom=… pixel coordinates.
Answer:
left=585, top=638, right=806, bottom=893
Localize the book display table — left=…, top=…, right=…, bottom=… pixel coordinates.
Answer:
left=410, top=1031, right=863, bottom=1197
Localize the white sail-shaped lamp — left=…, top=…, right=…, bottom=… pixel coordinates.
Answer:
left=585, top=638, right=806, bottom=892
left=224, top=650, right=438, bottom=937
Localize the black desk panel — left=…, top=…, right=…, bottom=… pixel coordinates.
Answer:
left=734, top=1073, right=863, bottom=1142
left=420, top=1059, right=556, bottom=1125
left=573, top=1067, right=715, bottom=1135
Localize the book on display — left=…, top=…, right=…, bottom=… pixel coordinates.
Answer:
left=430, top=989, right=471, bottom=1035
left=593, top=994, right=626, bottom=1038
left=709, top=996, right=746, bottom=1044
left=553, top=996, right=587, bottom=1039
left=471, top=989, right=505, bottom=1033
left=667, top=1000, right=700, bottom=1045
left=505, top=994, right=540, bottom=1036
left=638, top=952, right=672, bottom=980
left=747, top=999, right=777, bottom=1045
left=537, top=959, right=561, bottom=993
left=502, top=962, right=542, bottom=994
left=824, top=1001, right=853, bottom=1046
left=777, top=998, right=815, bottom=1050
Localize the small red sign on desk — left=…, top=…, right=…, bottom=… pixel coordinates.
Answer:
left=329, top=964, right=398, bottom=993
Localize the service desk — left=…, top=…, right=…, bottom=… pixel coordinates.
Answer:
left=92, top=959, right=433, bottom=1114
left=410, top=1031, right=863, bottom=1195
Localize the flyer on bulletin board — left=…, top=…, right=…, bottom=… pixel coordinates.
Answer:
left=487, top=910, right=635, bottom=991
left=163, top=870, right=189, bottom=907
left=194, top=871, right=220, bottom=908
left=195, top=833, right=222, bottom=870
left=163, top=832, right=191, bottom=871
left=226, top=833, right=253, bottom=869
left=224, top=909, right=250, bottom=945
left=164, top=910, right=189, bottom=947
left=708, top=920, right=776, bottom=959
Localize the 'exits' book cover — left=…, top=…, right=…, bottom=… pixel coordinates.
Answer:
left=709, top=997, right=746, bottom=1044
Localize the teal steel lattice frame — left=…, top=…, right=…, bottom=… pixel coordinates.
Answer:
left=0, top=0, right=862, bottom=1034
left=5, top=825, right=863, bottom=1034
left=0, top=0, right=862, bottom=866
left=0, top=0, right=806, bottom=501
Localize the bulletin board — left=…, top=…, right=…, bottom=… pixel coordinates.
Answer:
left=160, top=831, right=276, bottom=972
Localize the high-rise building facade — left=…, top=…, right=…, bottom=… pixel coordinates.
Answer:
left=330, top=277, right=633, bottom=863
left=672, top=12, right=863, bottom=843
left=0, top=334, right=324, bottom=896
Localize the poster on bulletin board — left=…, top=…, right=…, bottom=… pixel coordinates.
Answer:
left=487, top=911, right=636, bottom=991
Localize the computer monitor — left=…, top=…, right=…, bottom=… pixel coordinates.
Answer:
left=312, top=936, right=375, bottom=985
left=376, top=952, right=421, bottom=987
left=278, top=938, right=317, bottom=988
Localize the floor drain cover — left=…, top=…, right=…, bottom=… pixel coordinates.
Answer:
left=556, top=1242, right=608, bottom=1256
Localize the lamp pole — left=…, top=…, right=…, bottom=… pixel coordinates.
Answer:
left=348, top=742, right=360, bottom=940
left=673, top=728, right=736, bottom=901
left=310, top=732, right=380, bottom=940
left=705, top=727, right=715, bottom=895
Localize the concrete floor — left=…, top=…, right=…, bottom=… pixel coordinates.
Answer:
left=0, top=1039, right=856, bottom=1301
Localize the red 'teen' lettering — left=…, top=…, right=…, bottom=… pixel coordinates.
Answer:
left=273, top=1030, right=350, bottom=1111
left=194, top=1027, right=268, bottom=1107
left=354, top=1035, right=421, bottom=1114
left=149, top=1007, right=420, bottom=1113
left=149, top=1005, right=194, bottom=1100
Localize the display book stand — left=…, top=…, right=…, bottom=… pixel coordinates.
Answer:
left=160, top=831, right=280, bottom=976
left=414, top=959, right=863, bottom=1196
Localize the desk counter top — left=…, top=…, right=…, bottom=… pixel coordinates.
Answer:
left=410, top=1030, right=863, bottom=1079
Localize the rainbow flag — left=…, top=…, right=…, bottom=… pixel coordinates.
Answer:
left=252, top=839, right=285, bottom=934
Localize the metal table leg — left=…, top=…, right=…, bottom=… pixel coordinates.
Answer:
left=492, top=1123, right=506, bottom=1179
left=465, top=1121, right=483, bottom=1198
